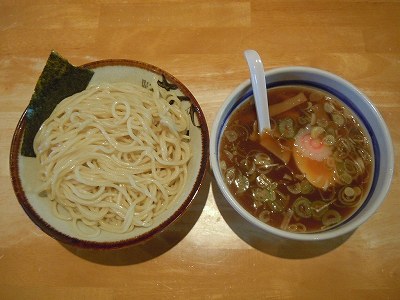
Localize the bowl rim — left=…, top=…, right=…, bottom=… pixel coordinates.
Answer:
left=10, top=59, right=210, bottom=249
left=210, top=66, right=394, bottom=241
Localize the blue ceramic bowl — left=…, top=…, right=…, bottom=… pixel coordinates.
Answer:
left=210, top=66, right=394, bottom=241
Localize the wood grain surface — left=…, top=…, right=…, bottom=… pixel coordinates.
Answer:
left=1, top=1, right=399, bottom=299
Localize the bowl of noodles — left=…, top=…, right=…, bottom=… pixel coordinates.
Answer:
left=210, top=66, right=394, bottom=241
left=10, top=54, right=209, bottom=248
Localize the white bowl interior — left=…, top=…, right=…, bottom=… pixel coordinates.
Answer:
left=210, top=66, right=394, bottom=241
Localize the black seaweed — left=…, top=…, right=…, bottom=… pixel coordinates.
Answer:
left=21, top=51, right=94, bottom=157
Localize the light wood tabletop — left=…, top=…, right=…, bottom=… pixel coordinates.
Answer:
left=1, top=1, right=399, bottom=299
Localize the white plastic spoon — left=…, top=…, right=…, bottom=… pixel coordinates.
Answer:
left=244, top=50, right=271, bottom=133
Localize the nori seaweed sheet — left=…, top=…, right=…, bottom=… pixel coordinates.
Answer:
left=21, top=51, right=94, bottom=157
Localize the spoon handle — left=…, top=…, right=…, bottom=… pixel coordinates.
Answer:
left=244, top=50, right=271, bottom=133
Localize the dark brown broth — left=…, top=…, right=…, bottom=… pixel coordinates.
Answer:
left=219, top=85, right=373, bottom=233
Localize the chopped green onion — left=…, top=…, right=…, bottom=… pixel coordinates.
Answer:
left=293, top=196, right=312, bottom=218
left=324, top=102, right=335, bottom=113
left=287, top=182, right=301, bottom=194
left=310, top=113, right=316, bottom=125
left=278, top=117, right=296, bottom=138
left=220, top=160, right=227, bottom=173
left=311, top=126, right=325, bottom=139
left=322, top=209, right=341, bottom=226
left=300, top=179, right=314, bottom=194
left=256, top=174, right=275, bottom=189
left=254, top=153, right=273, bottom=166
left=224, top=130, right=238, bottom=142
left=234, top=174, right=249, bottom=193
left=339, top=172, right=352, bottom=185
left=298, top=115, right=310, bottom=125
left=332, top=113, right=345, bottom=126
left=344, top=187, right=355, bottom=197
left=239, top=158, right=256, bottom=175
left=287, top=223, right=307, bottom=232
left=225, top=168, right=235, bottom=185
left=252, top=188, right=276, bottom=203
left=344, top=159, right=359, bottom=175
left=268, top=199, right=285, bottom=213
left=323, top=134, right=335, bottom=146
left=338, top=186, right=361, bottom=207
left=223, top=149, right=234, bottom=161
left=311, top=200, right=329, bottom=220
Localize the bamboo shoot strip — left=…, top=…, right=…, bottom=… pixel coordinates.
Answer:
left=269, top=93, right=307, bottom=117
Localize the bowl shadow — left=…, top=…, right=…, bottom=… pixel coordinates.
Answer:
left=211, top=174, right=353, bottom=259
left=62, top=170, right=211, bottom=266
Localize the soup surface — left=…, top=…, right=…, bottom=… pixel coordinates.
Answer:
left=219, top=85, right=373, bottom=233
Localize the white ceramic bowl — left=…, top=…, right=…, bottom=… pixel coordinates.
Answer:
left=10, top=59, right=209, bottom=249
left=210, top=66, right=394, bottom=241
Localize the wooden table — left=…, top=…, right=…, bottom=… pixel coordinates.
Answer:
left=1, top=1, right=399, bottom=299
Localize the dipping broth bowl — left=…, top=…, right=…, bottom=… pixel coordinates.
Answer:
left=210, top=66, right=394, bottom=241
